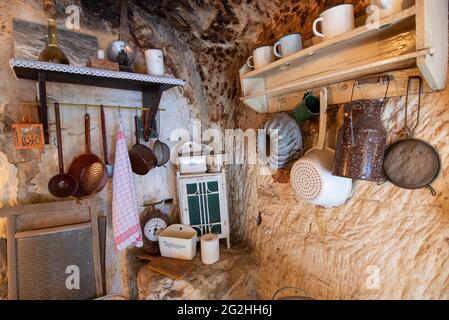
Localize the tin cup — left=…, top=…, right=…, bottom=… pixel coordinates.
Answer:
left=291, top=93, right=320, bottom=122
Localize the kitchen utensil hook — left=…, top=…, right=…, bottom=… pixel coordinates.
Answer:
left=404, top=76, right=423, bottom=139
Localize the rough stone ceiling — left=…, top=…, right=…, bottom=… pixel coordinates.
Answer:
left=79, top=0, right=368, bottom=125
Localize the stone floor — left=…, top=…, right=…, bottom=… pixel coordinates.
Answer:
left=137, top=244, right=259, bottom=300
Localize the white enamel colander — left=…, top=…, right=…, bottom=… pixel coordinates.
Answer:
left=290, top=88, right=353, bottom=208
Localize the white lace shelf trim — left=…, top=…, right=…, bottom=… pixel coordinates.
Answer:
left=10, top=58, right=186, bottom=86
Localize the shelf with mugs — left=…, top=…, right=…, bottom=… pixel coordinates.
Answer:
left=239, top=0, right=448, bottom=113
left=10, top=58, right=186, bottom=144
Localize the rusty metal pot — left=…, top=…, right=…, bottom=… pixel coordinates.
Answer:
left=333, top=78, right=390, bottom=182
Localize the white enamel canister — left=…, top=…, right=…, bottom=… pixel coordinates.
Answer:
left=158, top=224, right=198, bottom=260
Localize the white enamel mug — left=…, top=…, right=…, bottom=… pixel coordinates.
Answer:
left=313, top=4, right=355, bottom=40
left=375, top=0, right=410, bottom=17
left=273, top=33, right=303, bottom=58
left=247, top=46, right=274, bottom=69
left=145, top=49, right=165, bottom=76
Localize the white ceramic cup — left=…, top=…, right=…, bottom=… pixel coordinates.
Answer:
left=313, top=4, right=355, bottom=40
left=247, top=46, right=274, bottom=69
left=145, top=49, right=164, bottom=76
left=273, top=33, right=303, bottom=58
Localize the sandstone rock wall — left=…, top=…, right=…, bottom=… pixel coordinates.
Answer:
left=1, top=0, right=448, bottom=301
left=232, top=9, right=449, bottom=300
left=0, top=0, right=205, bottom=299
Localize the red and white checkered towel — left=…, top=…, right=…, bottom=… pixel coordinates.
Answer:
left=112, top=122, right=143, bottom=251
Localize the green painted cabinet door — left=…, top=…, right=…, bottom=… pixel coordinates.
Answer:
left=185, top=180, right=222, bottom=236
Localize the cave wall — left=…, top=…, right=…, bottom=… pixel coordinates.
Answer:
left=231, top=3, right=449, bottom=300
left=142, top=0, right=449, bottom=300
left=0, top=0, right=206, bottom=299
left=1, top=0, right=449, bottom=301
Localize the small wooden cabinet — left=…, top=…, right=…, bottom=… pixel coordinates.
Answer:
left=177, top=171, right=230, bottom=248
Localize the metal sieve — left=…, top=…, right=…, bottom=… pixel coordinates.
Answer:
left=383, top=76, right=441, bottom=196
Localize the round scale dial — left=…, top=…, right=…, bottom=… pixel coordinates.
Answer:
left=143, top=217, right=168, bottom=242
left=140, top=205, right=170, bottom=256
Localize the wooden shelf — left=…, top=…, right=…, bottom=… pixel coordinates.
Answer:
left=242, top=49, right=432, bottom=100
left=10, top=59, right=185, bottom=92
left=10, top=59, right=186, bottom=143
left=240, top=0, right=448, bottom=113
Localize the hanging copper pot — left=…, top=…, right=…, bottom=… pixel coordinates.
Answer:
left=333, top=77, right=390, bottom=182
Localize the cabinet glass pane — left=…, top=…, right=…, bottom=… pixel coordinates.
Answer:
left=187, top=196, right=201, bottom=225
left=207, top=193, right=221, bottom=223
left=211, top=224, right=222, bottom=234
left=186, top=183, right=198, bottom=195
left=207, top=181, right=219, bottom=192
left=186, top=183, right=201, bottom=225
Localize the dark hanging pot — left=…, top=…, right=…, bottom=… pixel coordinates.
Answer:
left=333, top=78, right=390, bottom=182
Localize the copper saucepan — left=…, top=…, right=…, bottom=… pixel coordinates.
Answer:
left=129, top=115, right=157, bottom=175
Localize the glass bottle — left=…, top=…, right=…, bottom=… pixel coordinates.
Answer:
left=38, top=18, right=70, bottom=64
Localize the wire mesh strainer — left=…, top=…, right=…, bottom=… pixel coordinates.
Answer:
left=383, top=76, right=441, bottom=196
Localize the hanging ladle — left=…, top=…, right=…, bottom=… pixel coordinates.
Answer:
left=48, top=103, right=78, bottom=198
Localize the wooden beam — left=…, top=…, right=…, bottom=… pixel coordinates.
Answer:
left=416, top=0, right=448, bottom=90
left=142, top=87, right=163, bottom=141
left=0, top=198, right=102, bottom=218
left=0, top=238, right=6, bottom=272
left=38, top=71, right=49, bottom=144
left=90, top=208, right=104, bottom=298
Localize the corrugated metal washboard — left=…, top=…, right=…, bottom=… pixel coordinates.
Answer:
left=15, top=223, right=97, bottom=300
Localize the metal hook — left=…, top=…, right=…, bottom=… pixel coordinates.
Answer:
left=404, top=76, right=423, bottom=139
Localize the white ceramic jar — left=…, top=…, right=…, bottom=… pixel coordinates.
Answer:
left=145, top=49, right=165, bottom=76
